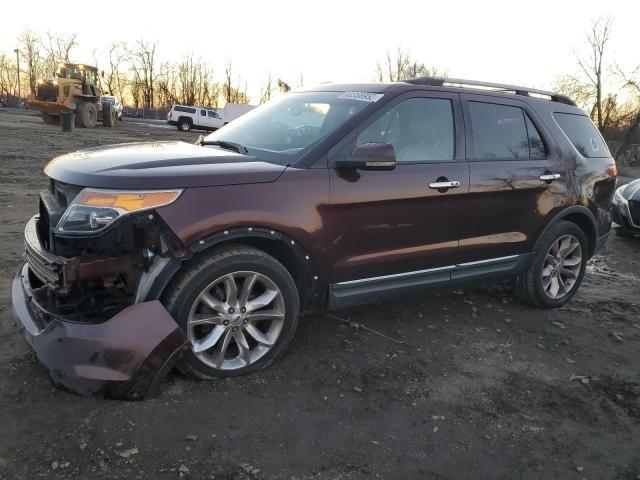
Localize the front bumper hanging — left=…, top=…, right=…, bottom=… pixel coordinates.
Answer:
left=11, top=216, right=187, bottom=400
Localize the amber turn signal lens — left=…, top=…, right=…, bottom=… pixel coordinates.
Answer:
left=76, top=190, right=181, bottom=212
left=607, top=164, right=617, bottom=178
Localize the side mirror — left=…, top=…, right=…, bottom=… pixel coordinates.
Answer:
left=335, top=142, right=396, bottom=171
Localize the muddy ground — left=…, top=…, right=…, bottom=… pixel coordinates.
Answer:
left=0, top=108, right=639, bottom=480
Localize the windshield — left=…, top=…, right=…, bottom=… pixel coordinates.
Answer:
left=203, top=91, right=380, bottom=163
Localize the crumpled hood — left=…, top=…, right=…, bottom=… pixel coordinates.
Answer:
left=44, top=141, right=286, bottom=189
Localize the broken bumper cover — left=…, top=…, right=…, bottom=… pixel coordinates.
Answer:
left=12, top=263, right=186, bottom=400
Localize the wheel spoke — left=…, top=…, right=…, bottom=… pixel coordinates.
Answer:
left=560, top=240, right=579, bottom=259
left=548, top=275, right=560, bottom=298
left=214, top=329, right=234, bottom=368
left=245, top=289, right=278, bottom=312
left=246, top=309, right=285, bottom=322
left=244, top=324, right=275, bottom=346
left=192, top=325, right=226, bottom=353
left=239, top=273, right=258, bottom=305
left=561, top=268, right=578, bottom=279
left=188, top=314, right=225, bottom=326
left=557, top=275, right=567, bottom=294
left=201, top=292, right=227, bottom=313
left=562, top=256, right=582, bottom=267
left=222, top=274, right=238, bottom=305
left=234, top=330, right=252, bottom=365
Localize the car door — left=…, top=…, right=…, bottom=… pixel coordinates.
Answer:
left=456, top=94, right=570, bottom=274
left=207, top=110, right=223, bottom=129
left=198, top=109, right=208, bottom=128
left=325, top=91, right=469, bottom=299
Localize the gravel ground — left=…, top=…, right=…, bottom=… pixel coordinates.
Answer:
left=0, top=108, right=639, bottom=480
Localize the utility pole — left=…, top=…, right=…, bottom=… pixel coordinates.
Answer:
left=13, top=48, right=21, bottom=104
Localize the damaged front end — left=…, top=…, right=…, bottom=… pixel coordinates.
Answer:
left=11, top=180, right=188, bottom=400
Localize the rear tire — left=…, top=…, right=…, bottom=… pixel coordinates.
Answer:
left=41, top=112, right=60, bottom=125
left=514, top=220, right=588, bottom=309
left=177, top=118, right=192, bottom=132
left=162, top=245, right=300, bottom=379
left=76, top=102, right=98, bottom=128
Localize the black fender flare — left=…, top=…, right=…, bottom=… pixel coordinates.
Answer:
left=138, top=226, right=322, bottom=308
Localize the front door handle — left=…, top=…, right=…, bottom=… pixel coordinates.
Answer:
left=539, top=173, right=561, bottom=182
left=428, top=180, right=460, bottom=190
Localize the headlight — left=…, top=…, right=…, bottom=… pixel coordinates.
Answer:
left=56, top=188, right=182, bottom=234
left=613, top=186, right=628, bottom=205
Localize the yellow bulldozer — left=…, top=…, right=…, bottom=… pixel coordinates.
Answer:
left=27, top=63, right=116, bottom=128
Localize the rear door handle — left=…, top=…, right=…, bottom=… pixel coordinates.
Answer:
left=429, top=180, right=460, bottom=190
left=539, top=173, right=561, bottom=182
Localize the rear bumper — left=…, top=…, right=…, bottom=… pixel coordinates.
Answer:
left=12, top=263, right=186, bottom=400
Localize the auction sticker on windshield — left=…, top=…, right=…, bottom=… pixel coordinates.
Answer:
left=338, top=92, right=384, bottom=102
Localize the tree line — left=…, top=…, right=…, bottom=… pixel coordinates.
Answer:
left=0, top=19, right=639, bottom=164
left=0, top=32, right=295, bottom=109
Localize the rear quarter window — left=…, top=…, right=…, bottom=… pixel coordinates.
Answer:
left=174, top=106, right=196, bottom=114
left=553, top=112, right=610, bottom=158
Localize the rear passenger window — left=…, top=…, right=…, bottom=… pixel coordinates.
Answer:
left=469, top=102, right=529, bottom=159
left=201, top=110, right=206, bottom=116
left=553, top=112, right=610, bottom=158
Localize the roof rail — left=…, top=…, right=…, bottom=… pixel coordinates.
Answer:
left=405, top=76, right=576, bottom=106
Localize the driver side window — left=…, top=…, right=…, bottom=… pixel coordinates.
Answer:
left=356, top=97, right=455, bottom=163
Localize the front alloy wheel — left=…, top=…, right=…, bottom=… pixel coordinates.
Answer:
left=187, top=271, right=285, bottom=370
left=162, top=245, right=299, bottom=379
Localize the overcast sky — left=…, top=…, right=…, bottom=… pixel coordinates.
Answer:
left=1, top=0, right=638, bottom=100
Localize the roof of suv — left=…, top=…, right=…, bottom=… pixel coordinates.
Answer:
left=305, top=77, right=578, bottom=109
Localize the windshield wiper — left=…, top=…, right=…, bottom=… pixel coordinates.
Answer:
left=196, top=135, right=248, bottom=155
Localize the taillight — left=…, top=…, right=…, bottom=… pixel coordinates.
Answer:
left=607, top=164, right=617, bottom=178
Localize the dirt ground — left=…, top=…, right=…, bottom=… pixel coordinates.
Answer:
left=0, top=108, right=639, bottom=480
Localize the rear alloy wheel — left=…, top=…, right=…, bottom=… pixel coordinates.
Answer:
left=514, top=220, right=588, bottom=309
left=540, top=234, right=582, bottom=300
left=163, top=245, right=299, bottom=379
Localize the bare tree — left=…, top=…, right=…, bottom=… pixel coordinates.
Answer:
left=375, top=46, right=444, bottom=82
left=0, top=54, right=19, bottom=97
left=40, top=31, right=77, bottom=76
left=128, top=40, right=157, bottom=109
left=567, top=16, right=613, bottom=130
left=17, top=30, right=41, bottom=95
left=259, top=72, right=273, bottom=104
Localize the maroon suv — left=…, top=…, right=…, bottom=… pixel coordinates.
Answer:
left=12, top=77, right=617, bottom=399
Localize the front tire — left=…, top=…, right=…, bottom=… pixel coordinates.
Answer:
left=514, top=221, right=588, bottom=309
left=162, top=245, right=300, bottom=379
left=76, top=102, right=98, bottom=128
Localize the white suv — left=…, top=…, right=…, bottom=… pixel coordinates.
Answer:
left=167, top=105, right=224, bottom=132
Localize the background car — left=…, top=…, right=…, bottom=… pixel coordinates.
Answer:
left=101, top=95, right=124, bottom=121
left=612, top=178, right=640, bottom=237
